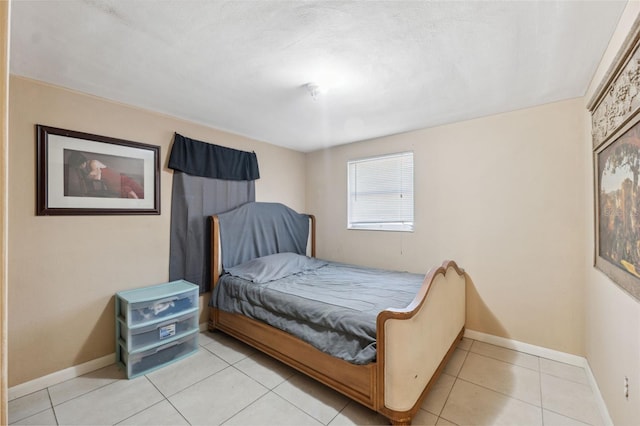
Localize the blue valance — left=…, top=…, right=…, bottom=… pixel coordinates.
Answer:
left=168, top=133, right=260, bottom=181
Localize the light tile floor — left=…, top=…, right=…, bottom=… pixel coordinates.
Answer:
left=8, top=333, right=604, bottom=426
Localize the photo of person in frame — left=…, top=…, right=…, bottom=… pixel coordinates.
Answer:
left=64, top=150, right=144, bottom=199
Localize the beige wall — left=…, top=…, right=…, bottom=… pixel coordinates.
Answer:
left=1, top=0, right=9, bottom=422
left=306, top=98, right=587, bottom=355
left=7, top=76, right=306, bottom=386
left=583, top=2, right=640, bottom=424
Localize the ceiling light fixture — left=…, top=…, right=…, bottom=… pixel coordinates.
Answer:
left=305, top=82, right=327, bottom=100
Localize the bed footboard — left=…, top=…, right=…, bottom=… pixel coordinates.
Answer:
left=377, top=260, right=466, bottom=424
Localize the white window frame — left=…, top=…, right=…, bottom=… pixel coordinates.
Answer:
left=347, top=151, right=414, bottom=232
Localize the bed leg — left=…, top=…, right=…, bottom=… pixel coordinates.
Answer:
left=208, top=319, right=216, bottom=332
left=389, top=416, right=411, bottom=425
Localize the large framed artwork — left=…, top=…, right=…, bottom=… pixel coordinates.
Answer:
left=36, top=125, right=161, bottom=215
left=589, top=15, right=640, bottom=301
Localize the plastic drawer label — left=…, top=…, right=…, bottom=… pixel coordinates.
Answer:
left=159, top=323, right=176, bottom=340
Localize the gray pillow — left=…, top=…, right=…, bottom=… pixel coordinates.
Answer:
left=225, top=252, right=327, bottom=284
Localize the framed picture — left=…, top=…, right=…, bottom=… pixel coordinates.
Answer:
left=595, top=118, right=640, bottom=300
left=589, top=15, right=640, bottom=301
left=36, top=125, right=160, bottom=215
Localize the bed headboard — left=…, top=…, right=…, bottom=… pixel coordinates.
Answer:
left=210, top=202, right=316, bottom=288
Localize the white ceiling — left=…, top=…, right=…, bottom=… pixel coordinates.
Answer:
left=10, top=0, right=627, bottom=152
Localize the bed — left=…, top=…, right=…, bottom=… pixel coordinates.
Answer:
left=208, top=202, right=466, bottom=425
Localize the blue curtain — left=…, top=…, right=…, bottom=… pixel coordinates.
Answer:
left=168, top=134, right=259, bottom=292
left=169, top=133, right=259, bottom=180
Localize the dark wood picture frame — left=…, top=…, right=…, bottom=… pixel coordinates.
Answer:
left=36, top=125, right=160, bottom=215
left=588, top=15, right=640, bottom=301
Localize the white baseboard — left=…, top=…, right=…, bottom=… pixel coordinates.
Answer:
left=583, top=358, right=615, bottom=426
left=8, top=353, right=114, bottom=401
left=464, top=329, right=613, bottom=426
left=10, top=326, right=211, bottom=401
left=464, top=329, right=585, bottom=366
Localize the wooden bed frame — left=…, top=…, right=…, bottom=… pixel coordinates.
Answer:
left=208, top=213, right=466, bottom=425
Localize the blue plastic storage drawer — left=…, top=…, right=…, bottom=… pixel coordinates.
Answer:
left=116, top=281, right=198, bottom=327
left=118, top=309, right=199, bottom=352
left=119, top=330, right=199, bottom=378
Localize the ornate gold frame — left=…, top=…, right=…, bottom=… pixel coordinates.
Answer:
left=588, top=14, right=640, bottom=301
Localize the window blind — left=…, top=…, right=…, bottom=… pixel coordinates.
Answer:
left=347, top=152, right=414, bottom=232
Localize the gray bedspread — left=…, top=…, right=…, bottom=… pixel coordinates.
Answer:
left=210, top=261, right=425, bottom=364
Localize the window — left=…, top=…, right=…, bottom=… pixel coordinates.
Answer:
left=347, top=152, right=414, bottom=232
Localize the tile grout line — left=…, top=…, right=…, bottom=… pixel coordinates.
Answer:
left=538, top=358, right=593, bottom=386
left=113, top=399, right=166, bottom=426
left=148, top=350, right=234, bottom=399
left=467, top=348, right=541, bottom=374
left=170, top=337, right=262, bottom=425
left=538, top=356, right=545, bottom=426
left=45, top=388, right=59, bottom=426
left=50, top=376, right=122, bottom=409
left=327, top=400, right=349, bottom=426
left=436, top=346, right=471, bottom=425
left=165, top=396, right=192, bottom=426
left=543, top=407, right=598, bottom=426
left=143, top=375, right=192, bottom=425
left=457, top=364, right=595, bottom=426
left=166, top=363, right=235, bottom=400
left=216, top=382, right=271, bottom=426
left=458, top=340, right=542, bottom=406
left=468, top=342, right=541, bottom=373
left=271, top=373, right=348, bottom=426
left=436, top=375, right=459, bottom=425
left=454, top=376, right=543, bottom=411
left=7, top=389, right=55, bottom=425
left=450, top=339, right=542, bottom=412
left=268, top=375, right=321, bottom=424
left=459, top=348, right=550, bottom=415
left=465, top=328, right=612, bottom=424
left=228, top=362, right=282, bottom=391
left=115, top=373, right=209, bottom=426
left=525, top=351, right=605, bottom=426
